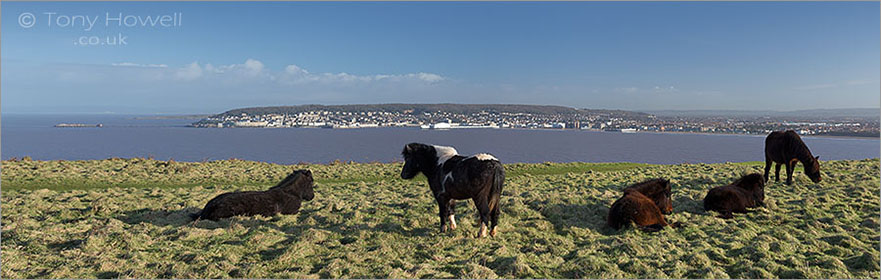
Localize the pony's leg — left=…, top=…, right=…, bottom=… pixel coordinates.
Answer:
left=489, top=204, right=500, bottom=237
left=436, top=195, right=451, bottom=232
left=446, top=199, right=457, bottom=230
left=641, top=214, right=668, bottom=232
left=774, top=163, right=781, bottom=182
left=639, top=224, right=665, bottom=232
left=785, top=161, right=795, bottom=185
left=473, top=197, right=491, bottom=238
left=764, top=157, right=772, bottom=182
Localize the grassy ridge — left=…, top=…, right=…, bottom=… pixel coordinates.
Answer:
left=1, top=159, right=879, bottom=278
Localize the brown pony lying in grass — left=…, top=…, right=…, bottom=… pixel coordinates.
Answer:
left=703, top=173, right=765, bottom=219
left=192, top=169, right=315, bottom=221
left=607, top=178, right=681, bottom=232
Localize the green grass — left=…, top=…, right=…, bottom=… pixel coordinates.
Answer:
left=2, top=158, right=879, bottom=278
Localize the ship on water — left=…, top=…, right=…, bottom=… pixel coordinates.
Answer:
left=54, top=123, right=103, bottom=128
left=420, top=122, right=500, bottom=130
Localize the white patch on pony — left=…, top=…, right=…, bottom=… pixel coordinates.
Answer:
left=433, top=145, right=459, bottom=166
left=472, top=153, right=498, bottom=161
left=449, top=215, right=457, bottom=229
left=478, top=222, right=488, bottom=238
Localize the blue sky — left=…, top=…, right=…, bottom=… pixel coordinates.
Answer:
left=2, top=2, right=878, bottom=114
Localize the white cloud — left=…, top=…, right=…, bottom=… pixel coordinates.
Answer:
left=414, top=73, right=444, bottom=83
left=158, top=59, right=446, bottom=85
left=175, top=62, right=203, bottom=81
left=652, top=86, right=679, bottom=93
left=243, top=59, right=264, bottom=73
left=614, top=87, right=639, bottom=93
left=285, top=64, right=309, bottom=75
left=614, top=85, right=680, bottom=95
left=112, top=62, right=168, bottom=68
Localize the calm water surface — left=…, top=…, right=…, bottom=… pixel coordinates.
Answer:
left=3, top=114, right=878, bottom=164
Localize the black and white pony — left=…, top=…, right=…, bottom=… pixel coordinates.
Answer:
left=400, top=143, right=505, bottom=237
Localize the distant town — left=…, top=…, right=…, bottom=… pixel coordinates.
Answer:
left=190, top=104, right=879, bottom=137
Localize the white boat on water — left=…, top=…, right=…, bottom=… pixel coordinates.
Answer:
left=620, top=128, right=637, bottom=133
left=420, top=122, right=499, bottom=129
left=420, top=123, right=452, bottom=129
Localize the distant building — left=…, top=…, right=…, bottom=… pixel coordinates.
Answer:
left=233, top=121, right=268, bottom=127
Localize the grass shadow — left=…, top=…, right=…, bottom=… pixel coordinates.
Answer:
left=294, top=208, right=434, bottom=238
left=673, top=195, right=706, bottom=215
left=118, top=207, right=202, bottom=227
left=541, top=200, right=617, bottom=235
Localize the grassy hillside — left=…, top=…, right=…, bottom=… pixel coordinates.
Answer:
left=1, top=158, right=878, bottom=278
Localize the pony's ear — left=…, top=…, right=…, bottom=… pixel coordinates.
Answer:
left=815, top=156, right=820, bottom=160
left=402, top=143, right=414, bottom=156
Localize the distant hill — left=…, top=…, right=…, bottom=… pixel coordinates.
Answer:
left=644, top=108, right=879, bottom=119
left=214, top=103, right=650, bottom=118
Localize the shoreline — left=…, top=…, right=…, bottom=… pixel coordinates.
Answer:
left=632, top=130, right=880, bottom=140
left=189, top=125, right=880, bottom=139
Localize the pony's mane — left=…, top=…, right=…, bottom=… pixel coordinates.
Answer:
left=733, top=173, right=764, bottom=190
left=785, top=130, right=816, bottom=162
left=432, top=145, right=459, bottom=166
left=624, top=178, right=669, bottom=197
left=269, top=170, right=311, bottom=196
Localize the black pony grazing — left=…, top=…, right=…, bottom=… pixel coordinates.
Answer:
left=192, top=169, right=315, bottom=221
left=401, top=143, right=505, bottom=238
left=607, top=178, right=680, bottom=232
left=703, top=173, right=765, bottom=219
left=764, top=130, right=821, bottom=185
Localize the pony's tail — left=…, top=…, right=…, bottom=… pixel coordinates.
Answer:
left=487, top=161, right=505, bottom=213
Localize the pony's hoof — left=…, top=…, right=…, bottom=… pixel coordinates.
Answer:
left=489, top=228, right=497, bottom=237
left=477, top=223, right=488, bottom=238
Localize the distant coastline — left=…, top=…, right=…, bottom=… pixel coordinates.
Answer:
left=189, top=103, right=879, bottom=138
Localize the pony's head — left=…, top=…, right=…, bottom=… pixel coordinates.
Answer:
left=735, top=173, right=765, bottom=206
left=401, top=143, right=435, bottom=179
left=627, top=178, right=673, bottom=215
left=805, top=156, right=821, bottom=183
left=272, top=169, right=315, bottom=201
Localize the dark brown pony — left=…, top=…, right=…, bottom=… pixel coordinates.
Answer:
left=192, top=169, right=315, bottom=221
left=764, top=130, right=821, bottom=185
left=703, top=173, right=765, bottom=219
left=607, top=178, right=679, bottom=232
